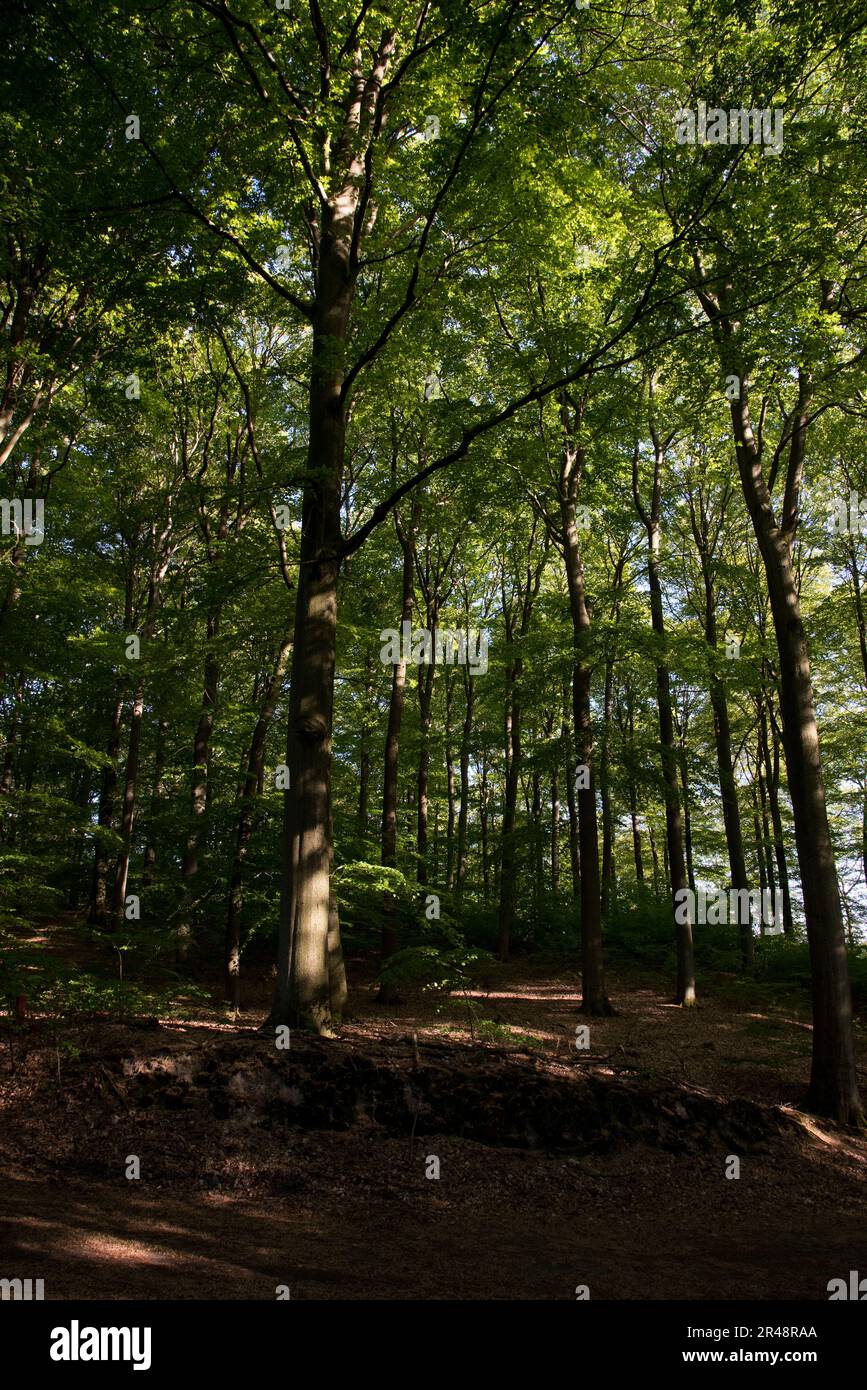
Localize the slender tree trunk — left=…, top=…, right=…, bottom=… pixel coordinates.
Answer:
left=648, top=822, right=660, bottom=896
left=432, top=800, right=440, bottom=883
left=693, top=515, right=754, bottom=965
left=531, top=766, right=542, bottom=914
left=600, top=656, right=616, bottom=919
left=551, top=764, right=560, bottom=894
left=456, top=674, right=475, bottom=897
left=112, top=577, right=167, bottom=927
left=0, top=672, right=24, bottom=807
left=178, top=611, right=221, bottom=955
left=634, top=437, right=695, bottom=1006
left=357, top=748, right=370, bottom=842
left=565, top=747, right=581, bottom=901
left=416, top=661, right=435, bottom=886
left=560, top=429, right=611, bottom=1014
left=626, top=702, right=644, bottom=885
left=678, top=741, right=696, bottom=897
left=709, top=683, right=753, bottom=964
left=89, top=693, right=123, bottom=927
left=757, top=757, right=776, bottom=929
left=327, top=800, right=348, bottom=1020
left=225, top=633, right=291, bottom=1006
left=696, top=275, right=860, bottom=1118
left=480, top=757, right=490, bottom=902
left=752, top=783, right=768, bottom=902
left=445, top=673, right=456, bottom=891
left=845, top=529, right=867, bottom=690
left=630, top=800, right=644, bottom=884
left=112, top=677, right=145, bottom=926
left=63, top=768, right=91, bottom=908
left=356, top=651, right=373, bottom=845
left=760, top=702, right=794, bottom=935
left=142, top=717, right=166, bottom=886
left=497, top=675, right=522, bottom=960
left=379, top=510, right=415, bottom=995
left=0, top=537, right=27, bottom=679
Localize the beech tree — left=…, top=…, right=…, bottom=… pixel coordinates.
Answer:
left=3, top=0, right=865, bottom=1124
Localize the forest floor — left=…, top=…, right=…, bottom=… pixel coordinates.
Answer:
left=1, top=923, right=866, bottom=1300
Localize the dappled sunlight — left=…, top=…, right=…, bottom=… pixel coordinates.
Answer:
left=158, top=1017, right=258, bottom=1034
left=458, top=988, right=583, bottom=1003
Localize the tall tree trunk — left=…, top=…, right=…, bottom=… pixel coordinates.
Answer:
left=431, top=801, right=440, bottom=884
left=648, top=821, right=660, bottom=896
left=551, top=764, right=560, bottom=894
left=634, top=433, right=695, bottom=1005
left=600, top=655, right=616, bottom=919
left=760, top=701, right=794, bottom=935
left=763, top=482, right=859, bottom=1114
left=757, top=754, right=776, bottom=928
left=678, top=743, right=696, bottom=897
left=379, top=509, right=415, bottom=995
left=560, top=420, right=611, bottom=1014
left=356, top=650, right=373, bottom=846
left=445, top=672, right=456, bottom=891
left=142, top=717, right=166, bottom=886
left=565, top=746, right=581, bottom=901
left=691, top=497, right=754, bottom=966
left=416, top=661, right=435, bottom=886
left=845, top=525, right=867, bottom=690
left=709, top=679, right=753, bottom=965
left=269, top=226, right=352, bottom=1034
left=357, top=748, right=370, bottom=842
left=225, top=632, right=291, bottom=1006
left=531, top=766, right=543, bottom=914
left=270, top=459, right=341, bottom=1034
left=752, top=783, right=768, bottom=902
left=0, top=672, right=24, bottom=807
left=480, top=756, right=490, bottom=903
left=630, top=798, right=644, bottom=885
left=626, top=703, right=644, bottom=885
left=327, top=799, right=348, bottom=1020
left=178, top=611, right=221, bottom=955
left=695, top=273, right=860, bottom=1119
left=267, top=25, right=399, bottom=1031
left=112, top=677, right=145, bottom=926
left=89, top=693, right=124, bottom=927
left=497, top=677, right=522, bottom=960
left=456, top=673, right=475, bottom=897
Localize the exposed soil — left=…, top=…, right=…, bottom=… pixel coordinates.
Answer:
left=1, top=949, right=866, bottom=1300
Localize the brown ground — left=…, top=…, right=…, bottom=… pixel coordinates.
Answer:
left=1, top=943, right=866, bottom=1301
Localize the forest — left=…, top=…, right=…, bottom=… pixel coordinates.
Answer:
left=1, top=0, right=867, bottom=1315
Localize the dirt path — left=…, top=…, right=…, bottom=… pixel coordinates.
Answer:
left=2, top=961, right=865, bottom=1300
left=2, top=1138, right=864, bottom=1301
